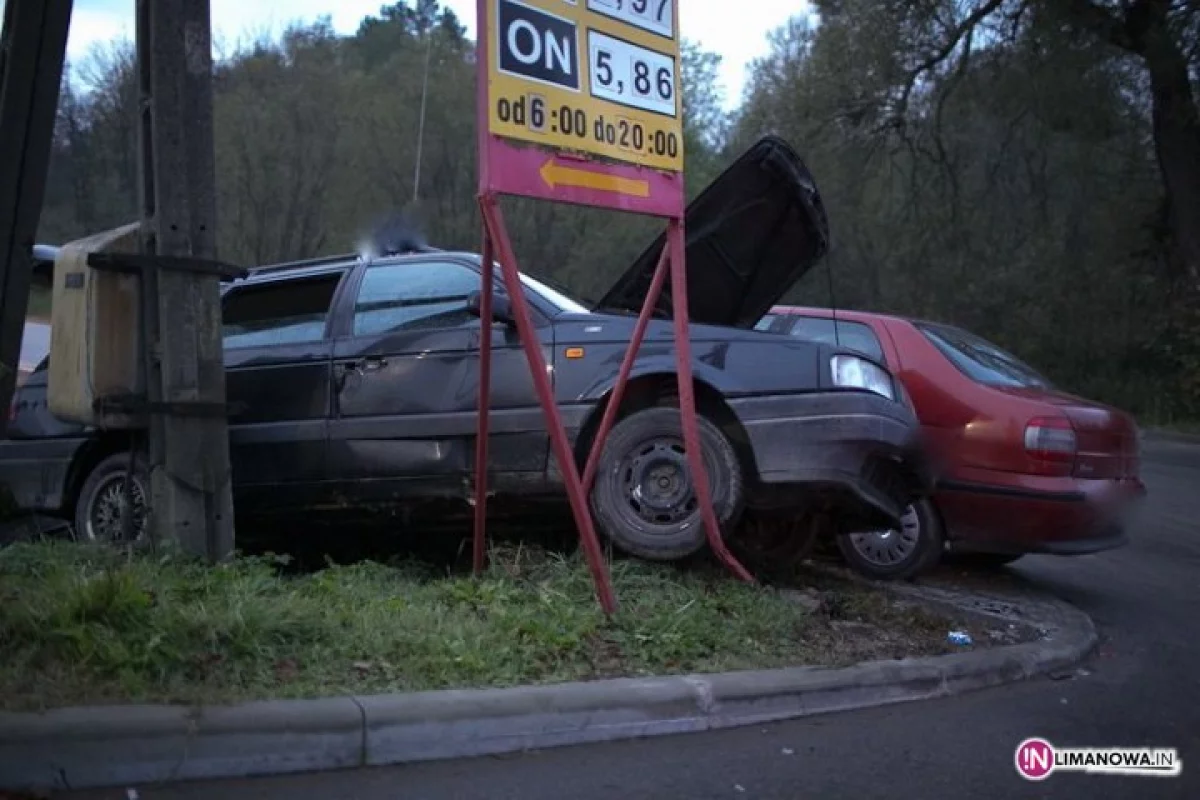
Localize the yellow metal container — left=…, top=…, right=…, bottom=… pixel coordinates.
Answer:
left=47, top=222, right=143, bottom=427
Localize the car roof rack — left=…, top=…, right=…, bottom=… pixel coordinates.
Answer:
left=247, top=253, right=358, bottom=276
left=246, top=244, right=445, bottom=277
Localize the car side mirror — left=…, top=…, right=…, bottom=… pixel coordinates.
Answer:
left=466, top=290, right=515, bottom=327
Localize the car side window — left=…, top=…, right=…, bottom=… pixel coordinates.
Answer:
left=353, top=260, right=483, bottom=337
left=787, top=316, right=886, bottom=363
left=222, top=273, right=343, bottom=349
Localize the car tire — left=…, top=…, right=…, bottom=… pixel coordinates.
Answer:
left=836, top=496, right=943, bottom=581
left=589, top=406, right=744, bottom=562
left=945, top=552, right=1025, bottom=569
left=73, top=452, right=149, bottom=544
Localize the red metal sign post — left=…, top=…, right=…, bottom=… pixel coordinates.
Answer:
left=472, top=0, right=754, bottom=612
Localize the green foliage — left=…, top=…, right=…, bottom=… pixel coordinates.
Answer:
left=0, top=541, right=951, bottom=710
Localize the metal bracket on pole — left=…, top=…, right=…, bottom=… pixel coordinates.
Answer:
left=88, top=251, right=248, bottom=282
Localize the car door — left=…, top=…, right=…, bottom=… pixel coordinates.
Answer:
left=221, top=269, right=344, bottom=507
left=327, top=257, right=546, bottom=501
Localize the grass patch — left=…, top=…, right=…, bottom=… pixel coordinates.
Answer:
left=0, top=541, right=956, bottom=711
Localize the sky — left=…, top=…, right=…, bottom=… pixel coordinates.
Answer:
left=63, top=0, right=810, bottom=110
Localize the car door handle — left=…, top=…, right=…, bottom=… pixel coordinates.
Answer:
left=337, top=358, right=387, bottom=390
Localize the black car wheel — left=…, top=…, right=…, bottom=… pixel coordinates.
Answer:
left=836, top=496, right=943, bottom=581
left=589, top=406, right=744, bottom=562
left=74, top=452, right=149, bottom=544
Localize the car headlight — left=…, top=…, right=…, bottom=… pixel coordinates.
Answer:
left=831, top=354, right=895, bottom=401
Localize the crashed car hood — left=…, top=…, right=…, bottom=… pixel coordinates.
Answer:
left=594, top=135, right=830, bottom=329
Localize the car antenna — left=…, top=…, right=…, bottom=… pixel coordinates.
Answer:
left=825, top=251, right=841, bottom=347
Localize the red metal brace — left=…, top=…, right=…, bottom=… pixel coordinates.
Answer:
left=478, top=193, right=618, bottom=615
left=472, top=232, right=495, bottom=575
left=580, top=221, right=754, bottom=584
left=666, top=219, right=756, bottom=584
left=581, top=245, right=670, bottom=492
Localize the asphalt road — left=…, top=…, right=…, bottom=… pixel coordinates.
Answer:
left=67, top=438, right=1200, bottom=800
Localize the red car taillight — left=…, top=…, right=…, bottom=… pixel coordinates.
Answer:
left=1024, top=416, right=1076, bottom=474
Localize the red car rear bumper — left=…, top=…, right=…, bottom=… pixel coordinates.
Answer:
left=935, top=471, right=1146, bottom=556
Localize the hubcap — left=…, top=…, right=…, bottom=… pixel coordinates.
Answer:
left=619, top=437, right=698, bottom=528
left=86, top=474, right=147, bottom=543
left=848, top=504, right=920, bottom=567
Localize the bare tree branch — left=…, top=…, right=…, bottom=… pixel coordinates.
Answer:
left=892, top=0, right=1010, bottom=122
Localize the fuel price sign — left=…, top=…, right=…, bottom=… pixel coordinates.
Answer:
left=484, top=0, right=684, bottom=173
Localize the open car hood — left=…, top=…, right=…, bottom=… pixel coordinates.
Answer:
left=594, top=135, right=830, bottom=328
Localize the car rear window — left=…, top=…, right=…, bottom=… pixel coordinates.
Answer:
left=222, top=273, right=343, bottom=348
left=918, top=323, right=1051, bottom=388
left=785, top=316, right=885, bottom=362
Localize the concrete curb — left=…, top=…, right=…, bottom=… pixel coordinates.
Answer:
left=0, top=592, right=1096, bottom=793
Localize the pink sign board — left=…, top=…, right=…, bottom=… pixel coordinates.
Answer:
left=483, top=137, right=684, bottom=216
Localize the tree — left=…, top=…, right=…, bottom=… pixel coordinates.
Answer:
left=680, top=41, right=729, bottom=194
left=812, top=0, right=1199, bottom=286
left=735, top=2, right=1196, bottom=418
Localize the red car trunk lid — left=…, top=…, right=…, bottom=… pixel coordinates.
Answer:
left=998, top=388, right=1140, bottom=479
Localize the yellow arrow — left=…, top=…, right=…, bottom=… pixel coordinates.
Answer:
left=539, top=159, right=650, bottom=198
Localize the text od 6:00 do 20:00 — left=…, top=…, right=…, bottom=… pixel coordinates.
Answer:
left=494, top=94, right=681, bottom=159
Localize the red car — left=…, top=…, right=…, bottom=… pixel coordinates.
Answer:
left=762, top=306, right=1147, bottom=580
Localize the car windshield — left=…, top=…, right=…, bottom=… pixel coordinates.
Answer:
left=518, top=272, right=590, bottom=314
left=918, top=323, right=1052, bottom=389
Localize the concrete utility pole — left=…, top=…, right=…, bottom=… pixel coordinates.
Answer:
left=0, top=0, right=73, bottom=436
left=135, top=0, right=235, bottom=559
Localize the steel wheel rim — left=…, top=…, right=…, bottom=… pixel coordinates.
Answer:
left=848, top=504, right=920, bottom=568
left=85, top=473, right=147, bottom=543
left=616, top=435, right=699, bottom=530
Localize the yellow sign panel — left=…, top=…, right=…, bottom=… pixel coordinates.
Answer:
left=485, top=0, right=684, bottom=173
